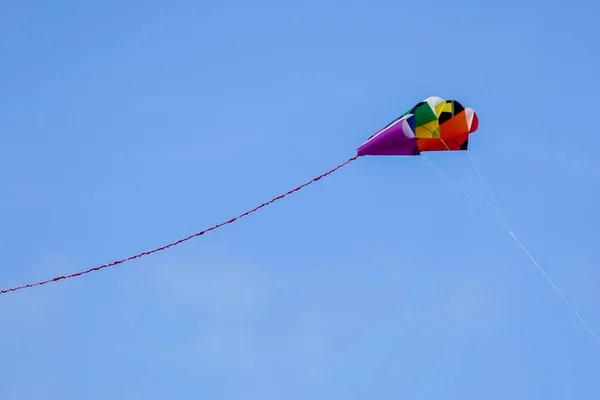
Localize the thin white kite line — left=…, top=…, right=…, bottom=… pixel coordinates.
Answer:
left=466, top=151, right=512, bottom=231
left=439, top=138, right=510, bottom=231
left=423, top=153, right=600, bottom=346
left=420, top=154, right=504, bottom=229
left=416, top=123, right=506, bottom=229
left=508, top=231, right=600, bottom=344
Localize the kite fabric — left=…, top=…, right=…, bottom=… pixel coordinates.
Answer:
left=1, top=96, right=478, bottom=295
left=357, top=96, right=478, bottom=156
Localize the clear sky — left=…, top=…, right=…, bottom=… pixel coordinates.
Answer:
left=1, top=0, right=599, bottom=399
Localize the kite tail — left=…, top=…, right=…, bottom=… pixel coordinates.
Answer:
left=1, top=155, right=359, bottom=295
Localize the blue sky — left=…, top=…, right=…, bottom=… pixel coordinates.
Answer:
left=1, top=0, right=599, bottom=398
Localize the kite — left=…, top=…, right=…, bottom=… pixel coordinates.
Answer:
left=3, top=94, right=599, bottom=347
left=357, top=95, right=478, bottom=157
left=0, top=96, right=479, bottom=295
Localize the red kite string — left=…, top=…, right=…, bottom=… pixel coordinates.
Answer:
left=1, top=156, right=358, bottom=295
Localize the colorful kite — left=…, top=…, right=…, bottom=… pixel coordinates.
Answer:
left=357, top=95, right=478, bottom=156
left=6, top=95, right=599, bottom=348
left=1, top=95, right=478, bottom=294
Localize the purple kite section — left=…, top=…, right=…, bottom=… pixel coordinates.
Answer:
left=357, top=117, right=420, bottom=156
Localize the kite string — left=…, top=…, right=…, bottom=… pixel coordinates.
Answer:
left=439, top=139, right=509, bottom=230
left=508, top=232, right=600, bottom=344
left=417, top=122, right=504, bottom=227
left=420, top=154, right=504, bottom=229
left=468, top=146, right=597, bottom=340
left=465, top=151, right=512, bottom=231
left=0, top=155, right=359, bottom=295
left=423, top=154, right=600, bottom=346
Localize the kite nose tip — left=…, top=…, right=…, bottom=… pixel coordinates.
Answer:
left=470, top=112, right=479, bottom=133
